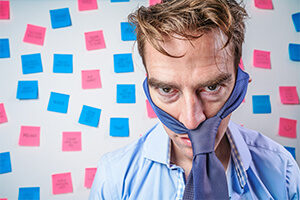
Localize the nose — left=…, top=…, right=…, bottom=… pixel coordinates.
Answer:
left=178, top=93, right=206, bottom=130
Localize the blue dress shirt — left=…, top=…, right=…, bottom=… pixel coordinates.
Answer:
left=89, top=121, right=300, bottom=200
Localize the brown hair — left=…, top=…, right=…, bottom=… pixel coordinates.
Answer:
left=128, top=0, right=248, bottom=69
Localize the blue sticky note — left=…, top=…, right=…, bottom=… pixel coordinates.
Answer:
left=19, top=187, right=40, bottom=200
left=53, top=54, right=73, bottom=73
left=0, top=38, right=10, bottom=58
left=292, top=12, right=300, bottom=32
left=288, top=43, right=300, bottom=62
left=21, top=53, right=43, bottom=74
left=78, top=105, right=101, bottom=127
left=117, top=84, right=136, bottom=103
left=113, top=53, right=134, bottom=73
left=121, top=22, right=136, bottom=41
left=111, top=0, right=129, bottom=2
left=0, top=152, right=12, bottom=174
left=284, top=146, right=296, bottom=159
left=17, top=80, right=39, bottom=100
left=50, top=8, right=72, bottom=29
left=47, top=92, right=70, bottom=114
left=110, top=118, right=129, bottom=137
left=252, top=95, right=271, bottom=114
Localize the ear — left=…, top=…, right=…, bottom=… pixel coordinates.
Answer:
left=248, top=77, right=252, bottom=83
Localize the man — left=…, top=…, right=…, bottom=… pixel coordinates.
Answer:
left=89, top=0, right=300, bottom=199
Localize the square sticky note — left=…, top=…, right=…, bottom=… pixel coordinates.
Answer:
left=252, top=95, right=271, bottom=114
left=84, top=168, right=97, bottom=188
left=279, top=118, right=297, bottom=138
left=18, top=187, right=40, bottom=200
left=78, top=0, right=98, bottom=11
left=117, top=84, right=136, bottom=103
left=253, top=49, right=271, bottom=69
left=0, top=198, right=8, bottom=200
left=113, top=53, right=134, bottom=73
left=0, top=103, right=8, bottom=124
left=53, top=54, right=73, bottom=73
left=52, top=172, right=73, bottom=195
left=146, top=100, right=157, bottom=118
left=111, top=0, right=130, bottom=2
left=0, top=38, right=10, bottom=58
left=149, top=0, right=161, bottom=6
left=284, top=146, right=296, bottom=159
left=50, top=8, right=72, bottom=29
left=17, top=81, right=39, bottom=100
left=279, top=86, right=299, bottom=104
left=23, top=24, right=46, bottom=46
left=110, top=118, right=129, bottom=137
left=21, top=53, right=43, bottom=74
left=254, top=0, right=273, bottom=9
left=85, top=30, right=106, bottom=51
left=19, top=126, right=40, bottom=146
left=292, top=12, right=300, bottom=32
left=62, top=132, right=82, bottom=151
left=0, top=152, right=11, bottom=174
left=239, top=58, right=244, bottom=71
left=0, top=1, right=9, bottom=19
left=121, top=22, right=136, bottom=41
left=47, top=92, right=70, bottom=114
left=288, top=43, right=300, bottom=62
left=78, top=105, right=101, bottom=127
left=81, top=69, right=102, bottom=89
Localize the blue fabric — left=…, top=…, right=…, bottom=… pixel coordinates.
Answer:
left=143, top=67, right=249, bottom=199
left=89, top=121, right=300, bottom=200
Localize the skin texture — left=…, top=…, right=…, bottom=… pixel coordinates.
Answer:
left=144, top=31, right=236, bottom=179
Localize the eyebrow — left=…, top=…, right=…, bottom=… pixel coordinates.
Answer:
left=148, top=73, right=232, bottom=90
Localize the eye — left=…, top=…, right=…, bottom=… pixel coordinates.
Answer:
left=159, top=87, right=173, bottom=94
left=203, top=84, right=221, bottom=93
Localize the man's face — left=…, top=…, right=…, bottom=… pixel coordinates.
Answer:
left=144, top=31, right=236, bottom=159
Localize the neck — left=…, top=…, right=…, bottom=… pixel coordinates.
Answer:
left=171, top=133, right=231, bottom=180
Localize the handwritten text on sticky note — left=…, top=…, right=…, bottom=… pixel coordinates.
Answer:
left=52, top=172, right=73, bottom=195
left=110, top=118, right=129, bottom=137
left=253, top=49, right=271, bottom=69
left=62, top=132, right=82, bottom=151
left=81, top=70, right=102, bottom=89
left=53, top=54, right=73, bottom=73
left=279, top=86, right=299, bottom=104
left=113, top=53, right=134, bottom=73
left=84, top=168, right=97, bottom=188
left=85, top=30, right=106, bottom=51
left=121, top=22, right=136, bottom=41
left=21, top=53, right=43, bottom=75
left=47, top=92, right=70, bottom=114
left=19, top=126, right=40, bottom=146
left=78, top=105, right=101, bottom=127
left=279, top=118, right=297, bottom=138
left=78, top=0, right=98, bottom=11
left=50, top=8, right=72, bottom=29
left=23, top=24, right=46, bottom=46
left=17, top=80, right=39, bottom=100
left=117, top=84, right=136, bottom=104
left=0, top=103, right=8, bottom=124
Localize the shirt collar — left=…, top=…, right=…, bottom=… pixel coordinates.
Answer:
left=143, top=122, right=171, bottom=166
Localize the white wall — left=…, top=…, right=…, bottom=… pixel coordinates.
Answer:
left=0, top=0, right=299, bottom=199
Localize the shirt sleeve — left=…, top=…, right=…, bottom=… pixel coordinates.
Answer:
left=286, top=156, right=300, bottom=200
left=89, top=155, right=115, bottom=200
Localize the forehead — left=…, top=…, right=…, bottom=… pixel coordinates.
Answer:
left=143, top=31, right=234, bottom=77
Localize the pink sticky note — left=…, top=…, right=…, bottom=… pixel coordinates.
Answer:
left=149, top=0, right=161, bottom=6
left=253, top=49, right=271, bottom=69
left=0, top=103, right=8, bottom=124
left=62, top=132, right=82, bottom=151
left=279, top=86, right=299, bottom=105
left=84, top=168, right=97, bottom=188
left=146, top=100, right=157, bottom=118
left=52, top=172, right=73, bottom=195
left=78, top=0, right=98, bottom=11
left=85, top=30, right=106, bottom=51
left=254, top=0, right=273, bottom=10
left=0, top=1, right=10, bottom=19
left=82, top=70, right=102, bottom=89
left=239, top=58, right=244, bottom=71
left=278, top=118, right=297, bottom=138
left=23, top=24, right=46, bottom=46
left=19, top=126, right=40, bottom=146
left=0, top=198, right=8, bottom=200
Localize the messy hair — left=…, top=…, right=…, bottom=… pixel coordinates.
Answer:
left=128, top=0, right=248, bottom=69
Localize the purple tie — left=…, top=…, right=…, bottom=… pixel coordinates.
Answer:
left=143, top=67, right=249, bottom=200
